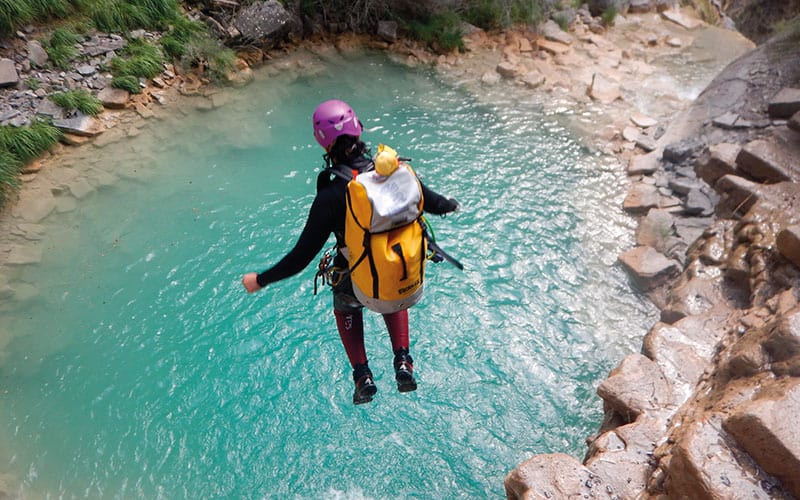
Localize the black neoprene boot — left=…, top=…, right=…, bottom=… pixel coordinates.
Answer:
left=352, top=363, right=377, bottom=404
left=393, top=349, right=417, bottom=393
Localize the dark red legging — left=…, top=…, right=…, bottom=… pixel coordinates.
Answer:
left=334, top=309, right=409, bottom=367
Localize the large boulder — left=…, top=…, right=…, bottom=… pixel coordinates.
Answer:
left=505, top=453, right=616, bottom=499
left=232, top=0, right=296, bottom=46
left=695, top=143, right=740, bottom=186
left=723, top=378, right=800, bottom=497
left=618, top=245, right=680, bottom=290
left=643, top=310, right=730, bottom=404
left=585, top=418, right=665, bottom=499
left=736, top=138, right=798, bottom=183
left=597, top=353, right=673, bottom=421
left=666, top=415, right=782, bottom=498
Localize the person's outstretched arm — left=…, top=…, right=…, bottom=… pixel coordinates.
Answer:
left=242, top=194, right=335, bottom=293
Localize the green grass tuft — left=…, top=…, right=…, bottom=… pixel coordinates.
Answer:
left=181, top=33, right=237, bottom=82
left=601, top=5, right=617, bottom=26
left=111, top=75, right=141, bottom=94
left=111, top=38, right=164, bottom=79
left=50, top=90, right=104, bottom=116
left=79, top=0, right=180, bottom=33
left=0, top=122, right=61, bottom=207
left=409, top=12, right=464, bottom=53
left=161, top=15, right=204, bottom=60
left=45, top=27, right=82, bottom=70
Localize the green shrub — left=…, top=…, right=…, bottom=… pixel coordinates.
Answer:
left=463, top=0, right=545, bottom=29
left=50, top=90, right=104, bottom=116
left=111, top=75, right=141, bottom=94
left=0, top=0, right=73, bottom=37
left=180, top=32, right=237, bottom=82
left=409, top=11, right=464, bottom=53
left=111, top=38, right=164, bottom=79
left=463, top=0, right=505, bottom=30
left=0, top=0, right=33, bottom=37
left=601, top=5, right=617, bottom=26
left=28, top=0, right=72, bottom=18
left=44, top=27, right=82, bottom=70
left=161, top=16, right=204, bottom=60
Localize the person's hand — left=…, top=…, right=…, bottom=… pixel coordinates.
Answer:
left=242, top=272, right=262, bottom=293
left=448, top=198, right=460, bottom=213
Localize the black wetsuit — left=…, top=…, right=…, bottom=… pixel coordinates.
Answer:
left=256, top=155, right=457, bottom=290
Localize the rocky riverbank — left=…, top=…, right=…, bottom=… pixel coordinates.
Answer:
left=504, top=11, right=800, bottom=500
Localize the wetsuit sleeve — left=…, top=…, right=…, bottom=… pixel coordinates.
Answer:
left=255, top=195, right=335, bottom=287
left=421, top=181, right=459, bottom=215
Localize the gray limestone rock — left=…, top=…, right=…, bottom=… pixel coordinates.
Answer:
left=636, top=209, right=676, bottom=252
left=618, top=245, right=679, bottom=290
left=736, top=138, right=796, bottom=183
left=233, top=0, right=295, bottom=46
left=668, top=415, right=782, bottom=499
left=97, top=86, right=130, bottom=109
left=661, top=276, right=726, bottom=323
left=521, top=71, right=545, bottom=89
left=684, top=188, right=713, bottom=216
left=585, top=418, right=665, bottom=499
left=597, top=353, right=673, bottom=421
left=0, top=58, right=19, bottom=88
left=505, top=453, right=612, bottom=499
left=663, top=136, right=705, bottom=164
left=643, top=310, right=730, bottom=403
left=27, top=40, right=48, bottom=67
left=52, top=114, right=104, bottom=137
left=715, top=175, right=762, bottom=215
left=588, top=72, right=621, bottom=104
left=695, top=142, right=740, bottom=185
left=496, top=61, right=522, bottom=79
left=767, top=87, right=800, bottom=119
left=541, top=19, right=573, bottom=45
left=628, top=152, right=660, bottom=175
left=623, top=183, right=660, bottom=214
left=377, top=20, right=398, bottom=43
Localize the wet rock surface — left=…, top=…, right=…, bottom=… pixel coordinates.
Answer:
left=506, top=7, right=800, bottom=500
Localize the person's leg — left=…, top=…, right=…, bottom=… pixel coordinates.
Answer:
left=383, top=309, right=417, bottom=392
left=335, top=308, right=376, bottom=404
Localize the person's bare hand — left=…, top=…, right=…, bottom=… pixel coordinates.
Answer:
left=242, top=272, right=262, bottom=293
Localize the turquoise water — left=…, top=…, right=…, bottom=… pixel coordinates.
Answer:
left=0, top=51, right=655, bottom=498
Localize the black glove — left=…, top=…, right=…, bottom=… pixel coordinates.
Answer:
left=446, top=198, right=460, bottom=214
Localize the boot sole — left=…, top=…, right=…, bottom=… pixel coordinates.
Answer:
left=353, top=384, right=377, bottom=404
left=396, top=373, right=417, bottom=393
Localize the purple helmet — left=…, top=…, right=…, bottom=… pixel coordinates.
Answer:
left=312, top=99, right=363, bottom=150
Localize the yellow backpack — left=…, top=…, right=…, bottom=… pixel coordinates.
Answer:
left=344, top=145, right=426, bottom=313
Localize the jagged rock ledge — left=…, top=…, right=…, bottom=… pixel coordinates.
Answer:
left=505, top=22, right=800, bottom=500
